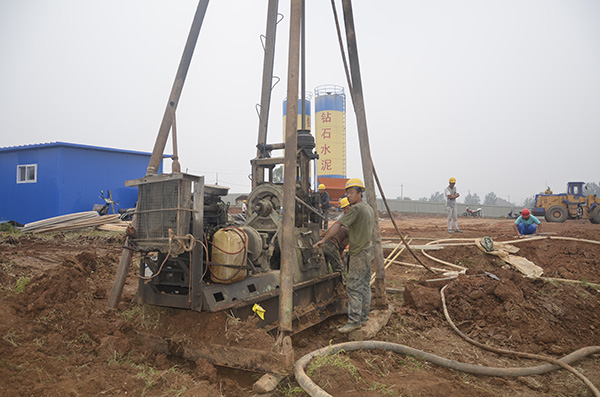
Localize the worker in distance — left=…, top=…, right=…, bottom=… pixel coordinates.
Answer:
left=445, top=177, right=462, bottom=233
left=318, top=183, right=333, bottom=230
left=314, top=178, right=373, bottom=334
left=513, top=208, right=542, bottom=236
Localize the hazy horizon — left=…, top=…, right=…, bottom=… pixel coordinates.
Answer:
left=2, top=1, right=599, bottom=206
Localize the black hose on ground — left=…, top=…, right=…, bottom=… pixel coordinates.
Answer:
left=294, top=341, right=600, bottom=397
left=440, top=284, right=600, bottom=396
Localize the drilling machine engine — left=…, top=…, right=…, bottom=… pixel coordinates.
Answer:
left=127, top=130, right=344, bottom=330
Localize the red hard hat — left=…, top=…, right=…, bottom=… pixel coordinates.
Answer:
left=521, top=208, right=530, bottom=217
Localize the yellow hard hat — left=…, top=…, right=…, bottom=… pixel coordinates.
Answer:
left=345, top=178, right=365, bottom=190
left=339, top=197, right=350, bottom=208
left=449, top=177, right=456, bottom=183
left=318, top=183, right=326, bottom=190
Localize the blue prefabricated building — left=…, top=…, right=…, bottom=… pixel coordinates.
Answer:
left=0, top=142, right=165, bottom=225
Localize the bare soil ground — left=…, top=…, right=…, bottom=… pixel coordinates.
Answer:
left=1, top=214, right=599, bottom=396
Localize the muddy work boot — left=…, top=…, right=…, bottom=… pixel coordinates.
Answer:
left=337, top=322, right=361, bottom=334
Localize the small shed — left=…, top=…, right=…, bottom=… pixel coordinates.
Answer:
left=0, top=142, right=164, bottom=224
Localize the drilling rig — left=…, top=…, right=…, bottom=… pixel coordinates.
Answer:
left=107, top=0, right=387, bottom=373
left=125, top=131, right=344, bottom=330
left=115, top=0, right=345, bottom=338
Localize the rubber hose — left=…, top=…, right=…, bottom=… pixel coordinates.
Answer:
left=549, top=236, right=600, bottom=246
left=420, top=249, right=467, bottom=270
left=295, top=238, right=600, bottom=396
left=421, top=238, right=471, bottom=270
left=419, top=242, right=467, bottom=270
left=294, top=341, right=600, bottom=397
left=422, top=235, right=600, bottom=278
left=503, top=235, right=600, bottom=246
left=440, top=284, right=600, bottom=396
left=422, top=237, right=600, bottom=288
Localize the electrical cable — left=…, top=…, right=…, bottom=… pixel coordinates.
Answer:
left=329, top=0, right=435, bottom=275
left=137, top=229, right=195, bottom=281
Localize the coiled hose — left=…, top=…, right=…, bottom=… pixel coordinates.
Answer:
left=295, top=236, right=600, bottom=396
left=440, top=284, right=600, bottom=396
left=294, top=341, right=600, bottom=397
left=295, top=284, right=600, bottom=396
left=295, top=341, right=600, bottom=397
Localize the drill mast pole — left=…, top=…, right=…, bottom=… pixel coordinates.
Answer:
left=341, top=0, right=387, bottom=307
left=255, top=0, right=280, bottom=159
left=279, top=0, right=302, bottom=335
left=146, top=0, right=210, bottom=176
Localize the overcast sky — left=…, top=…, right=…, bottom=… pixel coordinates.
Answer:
left=2, top=1, right=599, bottom=205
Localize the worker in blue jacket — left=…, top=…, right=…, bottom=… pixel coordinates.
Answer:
left=512, top=208, right=542, bottom=235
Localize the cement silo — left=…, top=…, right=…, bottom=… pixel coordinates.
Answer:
left=314, top=85, right=347, bottom=200
left=282, top=97, right=312, bottom=134
left=314, top=85, right=346, bottom=178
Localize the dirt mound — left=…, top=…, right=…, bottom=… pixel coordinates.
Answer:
left=399, top=227, right=600, bottom=356
left=516, top=239, right=600, bottom=283
left=0, top=232, right=245, bottom=396
left=1, top=218, right=599, bottom=396
left=442, top=271, right=600, bottom=354
left=138, top=308, right=277, bottom=353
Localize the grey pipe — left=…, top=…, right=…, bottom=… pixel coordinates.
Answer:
left=294, top=341, right=600, bottom=397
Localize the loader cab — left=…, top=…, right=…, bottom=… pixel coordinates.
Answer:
left=567, top=182, right=585, bottom=197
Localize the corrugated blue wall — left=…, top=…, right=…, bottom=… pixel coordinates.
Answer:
left=0, top=143, right=161, bottom=224
left=0, top=146, right=59, bottom=223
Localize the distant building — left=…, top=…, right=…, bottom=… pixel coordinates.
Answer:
left=495, top=197, right=514, bottom=207
left=235, top=194, right=249, bottom=206
left=0, top=142, right=165, bottom=224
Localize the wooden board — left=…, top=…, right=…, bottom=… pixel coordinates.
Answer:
left=476, top=238, right=543, bottom=277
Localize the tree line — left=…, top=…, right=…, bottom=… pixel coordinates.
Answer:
left=401, top=182, right=600, bottom=207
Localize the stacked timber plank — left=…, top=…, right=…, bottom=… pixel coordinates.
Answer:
left=22, top=211, right=123, bottom=234
left=97, top=222, right=131, bottom=232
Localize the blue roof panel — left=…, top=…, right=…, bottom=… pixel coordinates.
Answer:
left=0, top=141, right=170, bottom=157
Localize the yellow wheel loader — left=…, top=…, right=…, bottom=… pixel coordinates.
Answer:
left=532, top=182, right=600, bottom=223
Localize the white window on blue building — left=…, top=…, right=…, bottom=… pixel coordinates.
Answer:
left=17, top=164, right=37, bottom=183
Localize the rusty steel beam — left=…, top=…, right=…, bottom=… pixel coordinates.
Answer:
left=146, top=0, right=210, bottom=176
left=256, top=0, right=280, bottom=160
left=341, top=0, right=387, bottom=308
left=279, top=0, right=302, bottom=334
left=300, top=0, right=306, bottom=130
left=170, top=108, right=181, bottom=173
left=106, top=237, right=133, bottom=310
